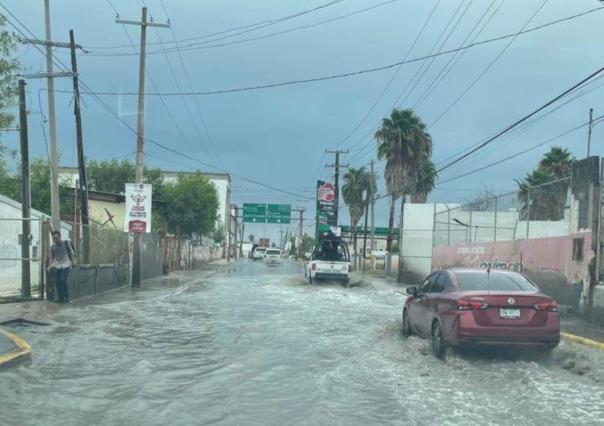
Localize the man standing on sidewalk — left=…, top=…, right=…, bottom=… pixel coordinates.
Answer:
left=48, top=231, right=76, bottom=303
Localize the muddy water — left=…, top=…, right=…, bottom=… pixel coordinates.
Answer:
left=1, top=260, right=603, bottom=426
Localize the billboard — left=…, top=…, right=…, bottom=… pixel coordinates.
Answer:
left=124, top=183, right=152, bottom=233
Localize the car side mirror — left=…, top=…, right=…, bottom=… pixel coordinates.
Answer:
left=406, top=286, right=419, bottom=297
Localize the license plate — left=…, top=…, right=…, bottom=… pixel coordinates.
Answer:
left=500, top=308, right=521, bottom=319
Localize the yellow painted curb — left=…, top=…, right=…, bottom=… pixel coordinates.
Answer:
left=561, top=332, right=604, bottom=351
left=0, top=327, right=32, bottom=368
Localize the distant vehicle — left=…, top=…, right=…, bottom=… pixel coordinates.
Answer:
left=252, top=247, right=267, bottom=261
left=265, top=249, right=282, bottom=266
left=402, top=268, right=560, bottom=359
left=370, top=250, right=388, bottom=258
left=304, top=237, right=351, bottom=285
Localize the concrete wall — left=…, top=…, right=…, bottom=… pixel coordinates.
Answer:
left=0, top=194, right=70, bottom=297
left=52, top=264, right=128, bottom=301
left=432, top=232, right=593, bottom=308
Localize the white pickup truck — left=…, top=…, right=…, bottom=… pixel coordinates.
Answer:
left=304, top=238, right=351, bottom=285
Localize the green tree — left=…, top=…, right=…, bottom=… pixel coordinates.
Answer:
left=86, top=159, right=164, bottom=199
left=411, top=159, right=437, bottom=203
left=158, top=172, right=219, bottom=237
left=517, top=147, right=573, bottom=220
left=248, top=233, right=255, bottom=243
left=0, top=158, right=19, bottom=199
left=300, top=233, right=315, bottom=253
left=375, top=108, right=432, bottom=250
left=0, top=15, right=19, bottom=155
left=212, top=220, right=225, bottom=243
left=342, top=166, right=375, bottom=255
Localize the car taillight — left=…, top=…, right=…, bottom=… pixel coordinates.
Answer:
left=311, top=263, right=316, bottom=271
left=534, top=301, right=558, bottom=312
left=456, top=299, right=488, bottom=311
left=348, top=265, right=352, bottom=273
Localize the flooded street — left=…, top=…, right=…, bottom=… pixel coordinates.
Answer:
left=2, top=260, right=604, bottom=426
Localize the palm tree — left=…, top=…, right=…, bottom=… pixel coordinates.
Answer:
left=342, top=167, right=373, bottom=255
left=375, top=108, right=432, bottom=251
left=517, top=147, right=574, bottom=220
left=411, top=159, right=437, bottom=203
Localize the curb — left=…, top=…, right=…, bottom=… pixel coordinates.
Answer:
left=0, top=327, right=32, bottom=368
left=561, top=332, right=604, bottom=351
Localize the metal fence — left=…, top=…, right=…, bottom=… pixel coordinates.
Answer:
left=434, top=177, right=573, bottom=247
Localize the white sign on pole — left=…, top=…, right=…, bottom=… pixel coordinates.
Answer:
left=124, top=183, right=152, bottom=233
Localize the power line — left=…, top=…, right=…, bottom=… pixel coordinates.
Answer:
left=428, top=0, right=549, bottom=128
left=437, top=65, right=604, bottom=174
left=413, top=0, right=500, bottom=108
left=91, top=0, right=348, bottom=51
left=438, top=114, right=604, bottom=185
left=1, top=5, right=311, bottom=201
left=44, top=6, right=604, bottom=97
left=395, top=0, right=470, bottom=108
left=334, top=0, right=442, bottom=148
left=88, top=0, right=397, bottom=57
left=158, top=0, right=223, bottom=169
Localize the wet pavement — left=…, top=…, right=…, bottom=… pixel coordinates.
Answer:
left=1, top=260, right=604, bottom=426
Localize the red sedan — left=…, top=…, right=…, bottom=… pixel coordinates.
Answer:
left=402, top=268, right=560, bottom=358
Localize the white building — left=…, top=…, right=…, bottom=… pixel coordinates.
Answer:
left=59, top=167, right=232, bottom=242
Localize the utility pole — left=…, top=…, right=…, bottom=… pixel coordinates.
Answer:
left=69, top=29, right=90, bottom=264
left=588, top=108, right=594, bottom=157
left=21, top=2, right=79, bottom=231
left=362, top=191, right=369, bottom=265
left=299, top=209, right=304, bottom=258
left=44, top=0, right=60, bottom=232
left=325, top=149, right=349, bottom=226
left=117, top=7, right=170, bottom=286
left=370, top=160, right=376, bottom=253
left=19, top=80, right=31, bottom=298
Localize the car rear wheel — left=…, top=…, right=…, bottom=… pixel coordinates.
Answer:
left=401, top=310, right=411, bottom=337
left=431, top=321, right=446, bottom=360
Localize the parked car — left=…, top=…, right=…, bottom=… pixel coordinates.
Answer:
left=252, top=247, right=267, bottom=261
left=304, top=238, right=351, bottom=285
left=402, top=268, right=560, bottom=359
left=265, top=249, right=282, bottom=266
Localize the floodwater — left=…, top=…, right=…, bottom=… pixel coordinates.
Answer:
left=1, top=260, right=604, bottom=426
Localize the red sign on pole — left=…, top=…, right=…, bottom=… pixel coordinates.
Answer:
left=128, top=220, right=147, bottom=233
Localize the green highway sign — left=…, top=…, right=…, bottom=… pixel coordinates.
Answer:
left=267, top=204, right=291, bottom=224
left=340, top=225, right=398, bottom=236
left=243, top=203, right=267, bottom=223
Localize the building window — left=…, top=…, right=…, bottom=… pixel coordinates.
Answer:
left=572, top=238, right=584, bottom=261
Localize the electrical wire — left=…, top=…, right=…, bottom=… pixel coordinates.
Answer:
left=43, top=5, right=604, bottom=97
left=88, top=0, right=397, bottom=57
left=1, top=5, right=311, bottom=200
left=428, top=0, right=549, bottom=128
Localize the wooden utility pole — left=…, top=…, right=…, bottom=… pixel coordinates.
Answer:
left=117, top=7, right=170, bottom=286
left=69, top=29, right=90, bottom=264
left=19, top=80, right=31, bottom=298
left=298, top=209, right=304, bottom=257
left=325, top=149, right=349, bottom=226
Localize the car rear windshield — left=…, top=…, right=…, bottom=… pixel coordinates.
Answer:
left=266, top=250, right=280, bottom=255
left=456, top=272, right=537, bottom=292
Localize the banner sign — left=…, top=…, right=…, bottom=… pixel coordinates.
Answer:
left=124, top=183, right=152, bottom=233
left=316, top=180, right=337, bottom=234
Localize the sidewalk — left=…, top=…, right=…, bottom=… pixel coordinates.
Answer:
left=0, top=259, right=228, bottom=325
